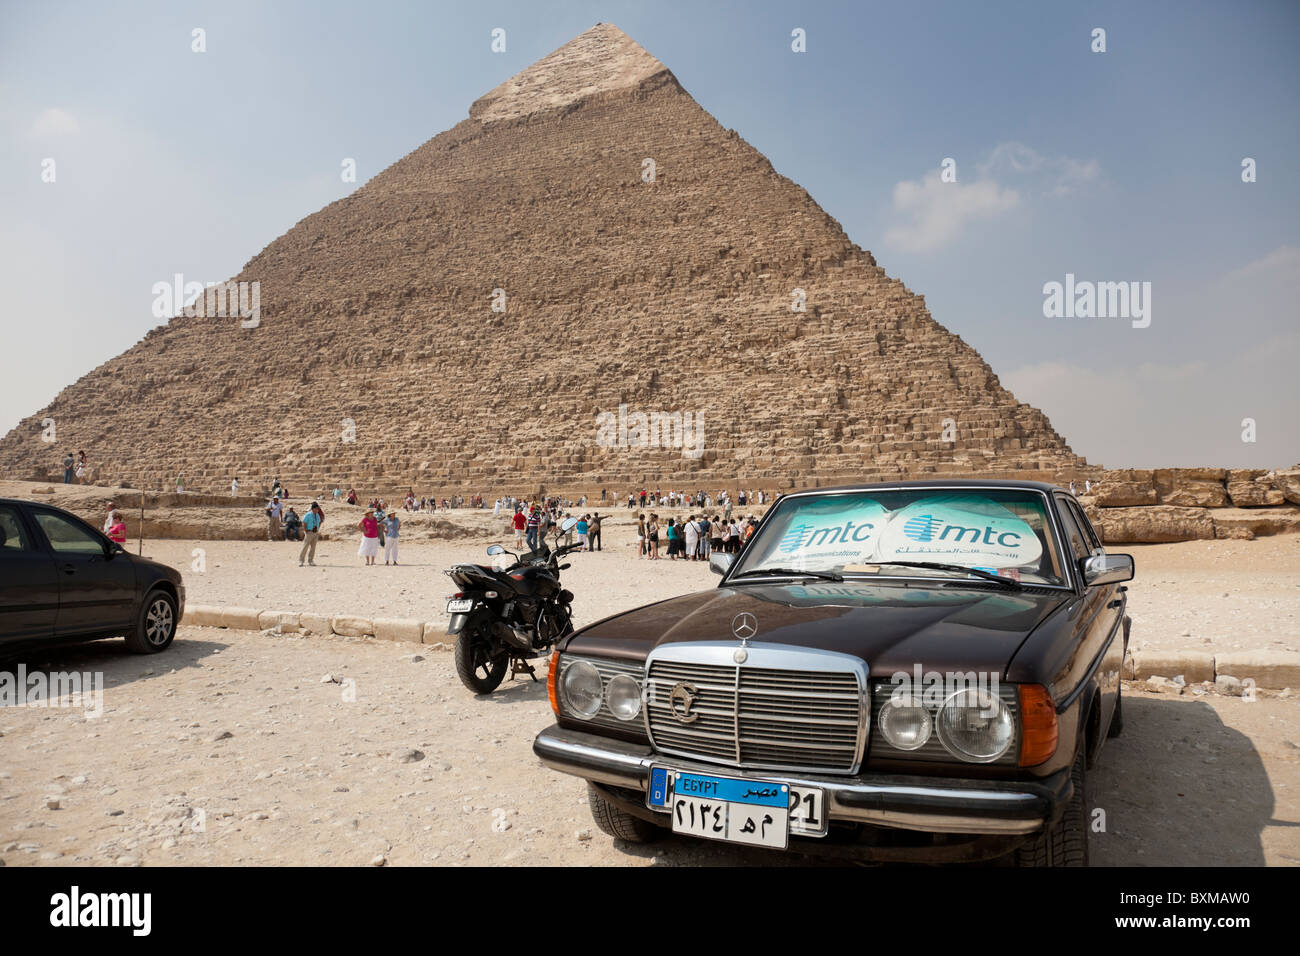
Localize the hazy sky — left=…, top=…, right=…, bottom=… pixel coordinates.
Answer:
left=2, top=0, right=1297, bottom=468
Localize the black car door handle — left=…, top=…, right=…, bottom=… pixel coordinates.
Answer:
left=61, top=563, right=77, bottom=575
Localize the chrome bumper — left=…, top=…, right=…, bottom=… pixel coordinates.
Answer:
left=533, top=724, right=1067, bottom=836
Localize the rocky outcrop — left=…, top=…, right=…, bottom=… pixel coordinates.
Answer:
left=1077, top=466, right=1300, bottom=543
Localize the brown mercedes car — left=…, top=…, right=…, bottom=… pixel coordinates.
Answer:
left=533, top=481, right=1133, bottom=865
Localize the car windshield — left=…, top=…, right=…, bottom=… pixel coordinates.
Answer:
left=731, top=488, right=1068, bottom=587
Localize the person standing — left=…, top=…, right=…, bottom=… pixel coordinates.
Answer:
left=636, top=513, right=646, bottom=558
left=266, top=496, right=283, bottom=541
left=357, top=508, right=380, bottom=566
left=684, top=514, right=699, bottom=561
left=646, top=513, right=660, bottom=560
left=231, top=477, right=239, bottom=497
left=525, top=506, right=541, bottom=552
left=588, top=512, right=602, bottom=551
left=666, top=517, right=679, bottom=558
left=576, top=514, right=589, bottom=550
left=512, top=506, right=527, bottom=549
left=75, top=451, right=88, bottom=484
left=102, top=501, right=117, bottom=535
left=383, top=510, right=400, bottom=565
left=106, top=511, right=127, bottom=544
left=63, top=452, right=74, bottom=484
left=300, top=503, right=322, bottom=566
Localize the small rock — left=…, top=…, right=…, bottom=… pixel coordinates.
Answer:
left=370, top=854, right=387, bottom=867
left=576, top=828, right=592, bottom=842
left=116, top=855, right=140, bottom=867
left=334, top=786, right=350, bottom=793
left=1215, top=675, right=1244, bottom=697
left=210, top=730, right=234, bottom=742
left=394, top=749, right=425, bottom=764
left=106, top=809, right=124, bottom=817
left=45, top=798, right=61, bottom=811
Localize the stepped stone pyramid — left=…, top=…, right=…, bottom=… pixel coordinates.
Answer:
left=0, top=23, right=1084, bottom=495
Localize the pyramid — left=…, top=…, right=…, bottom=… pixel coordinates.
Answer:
left=0, top=23, right=1084, bottom=495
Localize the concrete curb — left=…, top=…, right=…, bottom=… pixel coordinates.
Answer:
left=1123, top=647, right=1298, bottom=691
left=181, top=603, right=442, bottom=645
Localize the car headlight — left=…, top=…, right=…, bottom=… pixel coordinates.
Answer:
left=879, top=694, right=932, bottom=751
left=560, top=660, right=603, bottom=719
left=936, top=688, right=1014, bottom=762
left=606, top=674, right=642, bottom=721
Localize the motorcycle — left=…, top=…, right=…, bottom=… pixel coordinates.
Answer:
left=444, top=516, right=581, bottom=694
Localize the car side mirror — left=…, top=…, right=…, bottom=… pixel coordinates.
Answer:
left=709, top=553, right=734, bottom=576
left=1083, top=552, right=1134, bottom=586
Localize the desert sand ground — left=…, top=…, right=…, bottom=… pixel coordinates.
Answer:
left=2, top=506, right=1298, bottom=866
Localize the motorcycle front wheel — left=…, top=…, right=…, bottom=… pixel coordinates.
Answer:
left=455, top=623, right=509, bottom=694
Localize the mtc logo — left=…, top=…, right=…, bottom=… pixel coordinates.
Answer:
left=903, top=515, right=1021, bottom=547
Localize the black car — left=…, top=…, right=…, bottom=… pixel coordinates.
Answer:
left=0, top=498, right=184, bottom=654
left=534, top=481, right=1134, bottom=865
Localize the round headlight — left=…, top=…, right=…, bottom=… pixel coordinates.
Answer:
left=937, top=688, right=1014, bottom=762
left=606, top=674, right=642, bottom=721
left=560, top=661, right=602, bottom=719
left=879, top=694, right=932, bottom=751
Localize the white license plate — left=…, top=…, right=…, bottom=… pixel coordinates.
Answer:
left=446, top=599, right=474, bottom=613
left=647, top=767, right=827, bottom=848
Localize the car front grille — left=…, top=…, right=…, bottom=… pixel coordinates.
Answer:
left=646, top=656, right=866, bottom=774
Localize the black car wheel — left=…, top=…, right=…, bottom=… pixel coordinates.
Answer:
left=125, top=589, right=177, bottom=654
left=1015, top=748, right=1088, bottom=867
left=1107, top=683, right=1124, bottom=738
left=587, top=784, right=658, bottom=843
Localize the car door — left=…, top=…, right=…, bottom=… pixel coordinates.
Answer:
left=29, top=506, right=137, bottom=637
left=1055, top=495, right=1123, bottom=744
left=0, top=503, right=59, bottom=644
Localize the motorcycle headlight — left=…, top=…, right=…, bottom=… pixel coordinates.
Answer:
left=560, top=660, right=603, bottom=719
left=606, top=674, right=642, bottom=721
left=937, top=689, right=1014, bottom=763
left=879, top=694, right=932, bottom=751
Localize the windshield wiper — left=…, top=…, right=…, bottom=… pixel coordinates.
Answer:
left=731, top=567, right=845, bottom=583
left=873, top=561, right=1022, bottom=589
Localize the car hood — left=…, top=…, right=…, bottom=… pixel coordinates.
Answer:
left=565, top=580, right=1068, bottom=676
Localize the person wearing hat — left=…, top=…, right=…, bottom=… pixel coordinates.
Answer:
left=357, top=508, right=380, bottom=566
left=266, top=496, right=283, bottom=541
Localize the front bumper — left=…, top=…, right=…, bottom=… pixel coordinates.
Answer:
left=534, top=724, right=1069, bottom=836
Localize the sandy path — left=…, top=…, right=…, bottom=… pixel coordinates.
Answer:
left=0, top=627, right=1296, bottom=867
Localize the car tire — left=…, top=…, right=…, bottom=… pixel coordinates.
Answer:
left=1015, top=749, right=1088, bottom=867
left=1107, top=683, right=1124, bottom=738
left=124, top=589, right=177, bottom=654
left=587, top=784, right=658, bottom=843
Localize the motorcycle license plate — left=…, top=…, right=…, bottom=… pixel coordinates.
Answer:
left=446, top=599, right=474, bottom=613
left=646, top=768, right=827, bottom=849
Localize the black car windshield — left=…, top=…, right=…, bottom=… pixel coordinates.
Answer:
left=731, top=489, right=1068, bottom=587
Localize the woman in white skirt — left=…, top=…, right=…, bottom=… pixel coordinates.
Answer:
left=357, top=508, right=381, bottom=566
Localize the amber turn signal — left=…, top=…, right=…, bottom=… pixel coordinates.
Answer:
left=547, top=649, right=561, bottom=716
left=1017, top=683, right=1058, bottom=766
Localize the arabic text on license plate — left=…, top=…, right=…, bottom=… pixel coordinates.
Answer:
left=663, top=770, right=791, bottom=848
left=446, top=599, right=474, bottom=613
